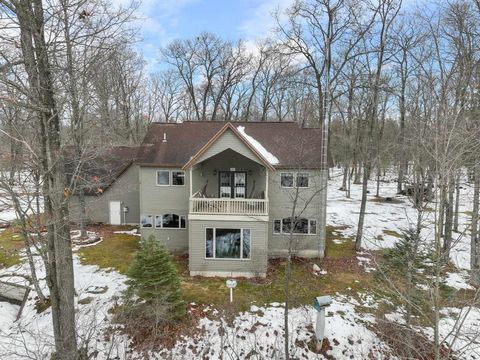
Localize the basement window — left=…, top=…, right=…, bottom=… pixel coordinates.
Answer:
left=273, top=217, right=317, bottom=235
left=205, top=228, right=251, bottom=260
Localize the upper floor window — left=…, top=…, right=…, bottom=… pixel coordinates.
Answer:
left=296, top=173, right=309, bottom=188
left=156, top=170, right=170, bottom=186
left=281, top=172, right=309, bottom=188
left=172, top=171, right=185, bottom=186
left=281, top=173, right=294, bottom=188
left=156, top=170, right=186, bottom=186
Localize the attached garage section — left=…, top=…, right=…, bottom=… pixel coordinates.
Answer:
left=188, top=217, right=268, bottom=278
left=69, top=165, right=140, bottom=225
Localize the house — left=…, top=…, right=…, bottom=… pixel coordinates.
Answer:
left=69, top=121, right=327, bottom=277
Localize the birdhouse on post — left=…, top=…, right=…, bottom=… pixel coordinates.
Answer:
left=313, top=295, right=332, bottom=351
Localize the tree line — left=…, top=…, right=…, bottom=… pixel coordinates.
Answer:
left=1, top=0, right=480, bottom=358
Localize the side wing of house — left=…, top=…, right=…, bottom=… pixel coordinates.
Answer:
left=139, top=166, right=190, bottom=252
left=267, top=169, right=326, bottom=258
left=69, top=164, right=140, bottom=225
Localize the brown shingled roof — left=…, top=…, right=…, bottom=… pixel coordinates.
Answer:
left=137, top=121, right=323, bottom=169
left=65, top=146, right=139, bottom=195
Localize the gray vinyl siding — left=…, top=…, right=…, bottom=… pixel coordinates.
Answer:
left=267, top=169, right=324, bottom=257
left=196, top=129, right=264, bottom=165
left=189, top=219, right=268, bottom=275
left=139, top=166, right=189, bottom=252
left=69, top=164, right=140, bottom=225
left=191, top=148, right=266, bottom=198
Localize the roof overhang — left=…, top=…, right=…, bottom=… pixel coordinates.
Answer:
left=182, top=123, right=276, bottom=171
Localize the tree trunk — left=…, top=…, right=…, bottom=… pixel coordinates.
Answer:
left=471, top=162, right=480, bottom=286
left=16, top=1, right=78, bottom=358
left=453, top=172, right=460, bottom=232
left=443, top=176, right=454, bottom=256
left=356, top=162, right=370, bottom=251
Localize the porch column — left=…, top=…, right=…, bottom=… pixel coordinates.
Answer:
left=189, top=167, right=193, bottom=197
left=265, top=168, right=269, bottom=199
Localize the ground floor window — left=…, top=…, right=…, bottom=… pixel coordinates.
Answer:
left=273, top=217, right=317, bottom=235
left=141, top=215, right=154, bottom=228
left=205, top=228, right=251, bottom=260
left=141, top=214, right=186, bottom=229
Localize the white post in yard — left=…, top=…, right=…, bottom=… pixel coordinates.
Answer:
left=313, top=295, right=332, bottom=351
left=226, top=279, right=237, bottom=303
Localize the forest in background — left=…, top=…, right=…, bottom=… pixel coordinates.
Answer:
left=1, top=0, right=480, bottom=359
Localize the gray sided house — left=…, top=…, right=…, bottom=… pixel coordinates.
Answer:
left=70, top=122, right=327, bottom=278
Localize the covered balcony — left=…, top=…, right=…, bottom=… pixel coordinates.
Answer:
left=187, top=148, right=269, bottom=216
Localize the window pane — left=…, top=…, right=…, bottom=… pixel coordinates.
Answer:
left=281, top=173, right=294, bottom=188
left=273, top=220, right=281, bottom=234
left=180, top=216, right=186, bottom=229
left=155, top=215, right=162, bottom=228
left=163, top=213, right=179, bottom=228
left=309, top=220, right=317, bottom=234
left=215, top=229, right=241, bottom=259
left=141, top=215, right=153, bottom=228
left=294, top=218, right=309, bottom=234
left=296, top=173, right=309, bottom=188
left=206, top=228, right=214, bottom=258
left=282, top=218, right=292, bottom=233
left=172, top=171, right=185, bottom=186
left=157, top=170, right=170, bottom=185
left=242, top=229, right=251, bottom=259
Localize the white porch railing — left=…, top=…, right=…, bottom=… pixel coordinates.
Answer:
left=189, top=197, right=268, bottom=216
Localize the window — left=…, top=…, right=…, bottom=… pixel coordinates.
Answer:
left=163, top=213, right=179, bottom=228
left=172, top=171, right=185, bottom=186
left=281, top=172, right=309, bottom=188
left=296, top=173, right=309, bottom=188
left=153, top=214, right=186, bottom=229
left=155, top=215, right=162, bottom=228
left=273, top=217, right=317, bottom=235
left=281, top=173, right=294, bottom=188
left=141, top=214, right=153, bottom=228
left=156, top=170, right=170, bottom=186
left=205, top=228, right=251, bottom=259
left=273, top=219, right=281, bottom=234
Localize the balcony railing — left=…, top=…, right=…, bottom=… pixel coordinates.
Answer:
left=189, top=197, right=268, bottom=216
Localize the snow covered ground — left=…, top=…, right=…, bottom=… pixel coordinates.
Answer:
left=0, top=170, right=479, bottom=359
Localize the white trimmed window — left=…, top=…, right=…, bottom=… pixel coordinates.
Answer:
left=156, top=170, right=186, bottom=186
left=273, top=217, right=317, bottom=235
left=281, top=172, right=309, bottom=188
left=154, top=214, right=186, bottom=229
left=172, top=171, right=185, bottom=186
left=296, top=173, right=309, bottom=188
left=205, top=228, right=251, bottom=259
left=141, top=214, right=154, bottom=228
left=156, top=170, right=170, bottom=186
left=280, top=173, right=294, bottom=188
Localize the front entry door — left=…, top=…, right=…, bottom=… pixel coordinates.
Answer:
left=219, top=171, right=247, bottom=198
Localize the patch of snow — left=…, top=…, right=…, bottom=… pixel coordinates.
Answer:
left=154, top=296, right=395, bottom=359
left=444, top=272, right=474, bottom=290
left=113, top=229, right=140, bottom=236
left=236, top=126, right=279, bottom=165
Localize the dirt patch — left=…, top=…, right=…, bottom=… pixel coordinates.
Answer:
left=370, top=196, right=404, bottom=204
